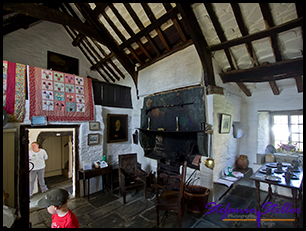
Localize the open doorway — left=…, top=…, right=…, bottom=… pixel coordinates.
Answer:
left=29, top=130, right=74, bottom=211
left=17, top=125, right=80, bottom=227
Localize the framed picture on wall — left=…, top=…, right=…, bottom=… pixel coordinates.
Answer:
left=89, top=121, right=100, bottom=131
left=88, top=133, right=100, bottom=145
left=47, top=51, right=79, bottom=75
left=107, top=114, right=128, bottom=143
left=219, top=113, right=231, bottom=134
left=31, top=116, right=47, bottom=126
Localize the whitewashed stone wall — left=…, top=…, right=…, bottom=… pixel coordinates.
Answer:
left=3, top=19, right=303, bottom=200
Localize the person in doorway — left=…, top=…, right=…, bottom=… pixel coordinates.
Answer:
left=29, top=141, right=49, bottom=198
left=38, top=188, right=79, bottom=228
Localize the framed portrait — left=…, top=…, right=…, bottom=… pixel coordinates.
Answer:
left=107, top=114, right=128, bottom=143
left=88, top=133, right=100, bottom=145
left=219, top=113, right=231, bottom=134
left=89, top=121, right=100, bottom=131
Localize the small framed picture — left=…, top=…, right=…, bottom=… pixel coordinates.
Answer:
left=219, top=113, right=231, bottom=134
left=88, top=133, right=100, bottom=145
left=31, top=116, right=47, bottom=126
left=89, top=121, right=100, bottom=131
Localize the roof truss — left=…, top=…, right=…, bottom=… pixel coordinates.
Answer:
left=3, top=3, right=303, bottom=97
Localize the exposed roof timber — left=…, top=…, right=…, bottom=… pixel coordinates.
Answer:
left=3, top=3, right=303, bottom=97
left=204, top=3, right=251, bottom=96
left=231, top=3, right=259, bottom=67
left=118, top=6, right=179, bottom=51
left=75, top=3, right=136, bottom=81
left=141, top=3, right=171, bottom=51
left=3, top=13, right=41, bottom=35
left=123, top=3, right=161, bottom=56
left=207, top=17, right=303, bottom=52
left=176, top=3, right=215, bottom=87
left=60, top=3, right=122, bottom=83
left=258, top=3, right=281, bottom=95
left=220, top=58, right=303, bottom=83
left=295, top=76, right=303, bottom=93
left=3, top=3, right=109, bottom=46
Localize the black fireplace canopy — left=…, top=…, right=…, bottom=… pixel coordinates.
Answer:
left=139, top=86, right=208, bottom=169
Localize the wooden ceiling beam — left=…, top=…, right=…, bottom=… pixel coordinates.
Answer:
left=3, top=3, right=109, bottom=46
left=118, top=6, right=179, bottom=51
left=163, top=3, right=187, bottom=42
left=177, top=3, right=215, bottom=87
left=75, top=3, right=136, bottom=81
left=294, top=76, right=303, bottom=93
left=62, top=25, right=110, bottom=82
left=231, top=3, right=259, bottom=67
left=92, top=3, right=109, bottom=19
left=204, top=3, right=250, bottom=96
left=141, top=3, right=171, bottom=52
left=259, top=3, right=282, bottom=95
left=109, top=4, right=152, bottom=61
left=220, top=58, right=303, bottom=83
left=204, top=3, right=237, bottom=70
left=208, top=17, right=303, bottom=52
left=123, top=3, right=161, bottom=56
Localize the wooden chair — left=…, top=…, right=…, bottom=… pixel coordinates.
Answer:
left=118, top=153, right=148, bottom=204
left=154, top=161, right=187, bottom=228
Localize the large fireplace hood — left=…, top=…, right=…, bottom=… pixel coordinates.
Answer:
left=139, top=86, right=208, bottom=169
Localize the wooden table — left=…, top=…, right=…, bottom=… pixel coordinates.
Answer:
left=249, top=162, right=303, bottom=228
left=77, top=166, right=112, bottom=200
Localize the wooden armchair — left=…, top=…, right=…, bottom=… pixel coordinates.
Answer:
left=153, top=161, right=187, bottom=228
left=118, top=153, right=148, bottom=204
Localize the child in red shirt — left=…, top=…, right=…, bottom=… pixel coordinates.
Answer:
left=38, top=188, right=79, bottom=228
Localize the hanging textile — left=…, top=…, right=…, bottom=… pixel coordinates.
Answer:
left=3, top=60, right=26, bottom=122
left=29, top=65, right=94, bottom=121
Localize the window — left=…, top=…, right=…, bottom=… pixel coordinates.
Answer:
left=270, top=110, right=303, bottom=152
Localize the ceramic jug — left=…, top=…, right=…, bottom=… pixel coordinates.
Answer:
left=236, top=155, right=249, bottom=169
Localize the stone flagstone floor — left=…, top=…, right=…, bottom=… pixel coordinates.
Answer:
left=30, top=184, right=303, bottom=228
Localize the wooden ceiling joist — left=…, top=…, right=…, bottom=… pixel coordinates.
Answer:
left=220, top=58, right=303, bottom=83
left=141, top=3, right=171, bottom=52
left=3, top=3, right=109, bottom=46
left=118, top=6, right=179, bottom=51
left=75, top=3, right=136, bottom=81
left=123, top=3, right=161, bottom=56
left=204, top=3, right=251, bottom=96
left=207, top=17, right=303, bottom=52
left=3, top=3, right=302, bottom=97
left=259, top=3, right=282, bottom=95
left=177, top=3, right=215, bottom=87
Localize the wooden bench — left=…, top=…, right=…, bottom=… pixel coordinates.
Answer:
left=214, top=167, right=252, bottom=201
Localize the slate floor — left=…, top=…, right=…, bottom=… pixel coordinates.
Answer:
left=30, top=184, right=303, bottom=228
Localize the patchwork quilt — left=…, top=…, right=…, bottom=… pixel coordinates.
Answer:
left=3, top=60, right=26, bottom=122
left=29, top=66, right=94, bottom=121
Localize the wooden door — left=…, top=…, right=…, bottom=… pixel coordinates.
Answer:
left=3, top=129, right=16, bottom=207
left=43, top=136, right=62, bottom=177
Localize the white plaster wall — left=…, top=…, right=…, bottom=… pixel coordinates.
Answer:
left=257, top=111, right=270, bottom=154
left=4, top=18, right=302, bottom=201
left=3, top=21, right=102, bottom=81
left=239, top=86, right=303, bottom=168
left=138, top=45, right=203, bottom=96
